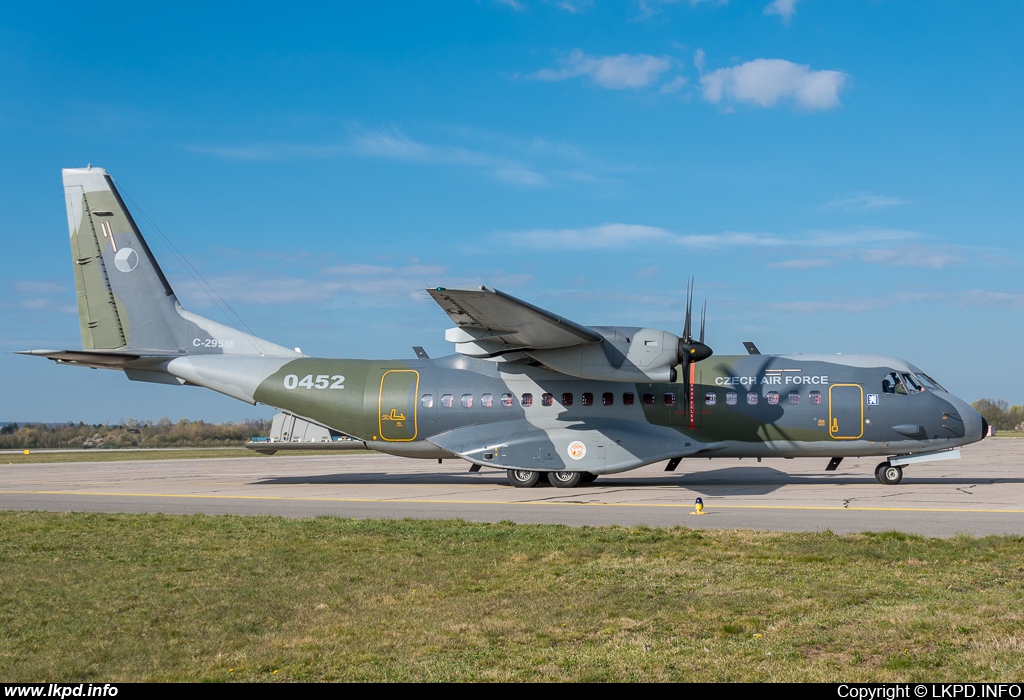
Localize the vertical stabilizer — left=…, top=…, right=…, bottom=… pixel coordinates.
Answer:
left=62, top=167, right=298, bottom=358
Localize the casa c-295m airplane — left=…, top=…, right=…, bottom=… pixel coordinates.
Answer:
left=22, top=167, right=988, bottom=488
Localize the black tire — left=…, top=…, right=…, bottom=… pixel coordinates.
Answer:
left=507, top=469, right=540, bottom=488
left=580, top=472, right=598, bottom=483
left=548, top=470, right=583, bottom=488
left=875, top=462, right=903, bottom=485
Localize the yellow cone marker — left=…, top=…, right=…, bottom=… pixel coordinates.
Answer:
left=690, top=497, right=706, bottom=515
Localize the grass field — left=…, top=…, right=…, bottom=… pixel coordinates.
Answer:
left=0, top=448, right=374, bottom=464
left=1, top=512, right=1023, bottom=682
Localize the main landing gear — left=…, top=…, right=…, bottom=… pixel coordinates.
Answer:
left=506, top=469, right=597, bottom=488
left=875, top=461, right=903, bottom=485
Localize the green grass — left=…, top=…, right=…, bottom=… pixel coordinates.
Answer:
left=0, top=448, right=372, bottom=464
left=1, top=513, right=1023, bottom=681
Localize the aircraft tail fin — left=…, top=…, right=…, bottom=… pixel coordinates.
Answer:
left=62, top=167, right=298, bottom=358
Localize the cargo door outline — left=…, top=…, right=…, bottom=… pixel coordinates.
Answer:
left=828, top=383, right=863, bottom=440
left=378, top=370, right=419, bottom=441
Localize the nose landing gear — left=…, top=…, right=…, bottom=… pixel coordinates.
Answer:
left=875, top=462, right=903, bottom=485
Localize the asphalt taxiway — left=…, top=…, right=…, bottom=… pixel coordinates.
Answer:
left=2, top=439, right=1022, bottom=536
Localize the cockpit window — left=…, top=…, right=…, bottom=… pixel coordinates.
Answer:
left=882, top=372, right=906, bottom=395
left=916, top=373, right=945, bottom=391
left=901, top=373, right=924, bottom=393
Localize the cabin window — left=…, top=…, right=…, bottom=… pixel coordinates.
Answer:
left=420, top=394, right=434, bottom=408
left=461, top=394, right=474, bottom=408
left=726, top=391, right=737, bottom=406
left=561, top=393, right=574, bottom=406
left=788, top=391, right=800, bottom=405
left=582, top=392, right=594, bottom=406
left=500, top=392, right=514, bottom=407
left=747, top=392, right=758, bottom=405
left=643, top=393, right=655, bottom=406
left=767, top=391, right=780, bottom=405
left=441, top=394, right=454, bottom=408
left=623, top=392, right=635, bottom=406
left=481, top=393, right=493, bottom=408
left=663, top=392, right=676, bottom=406
left=809, top=390, right=822, bottom=405
left=704, top=391, right=717, bottom=406
left=521, top=393, right=533, bottom=407
left=541, top=393, right=554, bottom=407
left=602, top=392, right=614, bottom=406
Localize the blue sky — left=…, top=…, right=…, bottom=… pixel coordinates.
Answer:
left=2, top=1, right=1022, bottom=423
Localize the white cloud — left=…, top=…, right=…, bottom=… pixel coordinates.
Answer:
left=700, top=58, right=847, bottom=110
left=509, top=224, right=674, bottom=249
left=556, top=0, right=592, bottom=12
left=660, top=76, right=689, bottom=94
left=502, top=224, right=930, bottom=253
left=823, top=192, right=911, bottom=210
left=802, top=229, right=920, bottom=248
left=637, top=0, right=727, bottom=19
left=495, top=0, right=526, bottom=10
left=191, top=126, right=548, bottom=188
left=501, top=223, right=791, bottom=250
left=768, top=258, right=833, bottom=269
left=764, top=0, right=799, bottom=23
left=959, top=290, right=1024, bottom=307
left=531, top=50, right=672, bottom=89
left=859, top=247, right=964, bottom=269
left=177, top=264, right=533, bottom=308
left=762, top=299, right=890, bottom=314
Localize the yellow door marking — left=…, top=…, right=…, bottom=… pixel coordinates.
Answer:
left=828, top=383, right=864, bottom=440
left=378, top=369, right=419, bottom=442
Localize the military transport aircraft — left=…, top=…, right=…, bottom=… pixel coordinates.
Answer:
left=21, top=167, right=988, bottom=487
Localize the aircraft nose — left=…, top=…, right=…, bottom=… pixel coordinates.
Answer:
left=957, top=398, right=986, bottom=443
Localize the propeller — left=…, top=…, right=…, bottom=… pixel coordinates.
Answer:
left=676, top=279, right=713, bottom=430
left=677, top=278, right=713, bottom=365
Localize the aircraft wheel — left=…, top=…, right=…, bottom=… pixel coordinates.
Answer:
left=875, top=462, right=903, bottom=485
left=507, top=469, right=540, bottom=488
left=548, top=470, right=583, bottom=488
left=580, top=472, right=598, bottom=483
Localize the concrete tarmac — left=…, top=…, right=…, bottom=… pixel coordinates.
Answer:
left=1, top=438, right=1022, bottom=537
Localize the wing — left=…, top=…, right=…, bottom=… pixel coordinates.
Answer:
left=428, top=286, right=603, bottom=358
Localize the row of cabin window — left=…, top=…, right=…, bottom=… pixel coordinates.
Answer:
left=420, top=391, right=668, bottom=409
left=420, top=389, right=825, bottom=409
left=706, top=390, right=823, bottom=406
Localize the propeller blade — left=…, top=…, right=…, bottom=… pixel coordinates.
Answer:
left=699, top=300, right=706, bottom=344
left=683, top=277, right=694, bottom=342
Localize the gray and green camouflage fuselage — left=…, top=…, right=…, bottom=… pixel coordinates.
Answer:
left=21, top=167, right=987, bottom=487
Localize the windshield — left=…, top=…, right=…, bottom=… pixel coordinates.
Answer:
left=915, top=373, right=946, bottom=391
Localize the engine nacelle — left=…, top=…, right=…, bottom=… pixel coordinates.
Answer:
left=527, top=326, right=683, bottom=382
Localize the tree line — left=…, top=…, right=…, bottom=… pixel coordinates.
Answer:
left=0, top=417, right=271, bottom=450
left=970, top=399, right=1024, bottom=433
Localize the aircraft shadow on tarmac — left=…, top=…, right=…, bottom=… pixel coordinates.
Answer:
left=253, top=466, right=1024, bottom=497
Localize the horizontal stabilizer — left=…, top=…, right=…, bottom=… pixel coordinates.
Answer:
left=16, top=348, right=146, bottom=368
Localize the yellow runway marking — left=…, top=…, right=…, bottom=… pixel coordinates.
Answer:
left=2, top=490, right=1023, bottom=514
